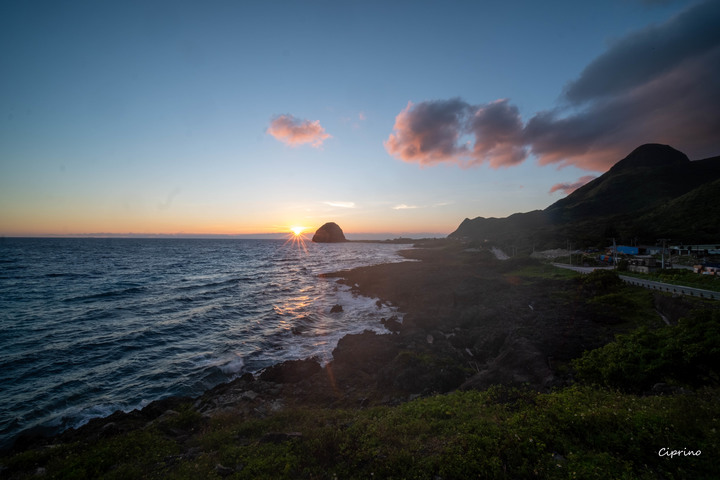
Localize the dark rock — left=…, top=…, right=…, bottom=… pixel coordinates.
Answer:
left=332, top=330, right=400, bottom=373
left=312, top=222, right=347, bottom=243
left=259, top=358, right=322, bottom=384
left=381, top=315, right=402, bottom=333
left=330, top=304, right=343, bottom=313
left=460, top=334, right=554, bottom=391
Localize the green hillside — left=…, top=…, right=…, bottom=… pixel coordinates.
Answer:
left=450, top=144, right=720, bottom=250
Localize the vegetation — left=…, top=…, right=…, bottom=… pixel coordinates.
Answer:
left=2, top=385, right=718, bottom=479
left=574, top=309, right=720, bottom=392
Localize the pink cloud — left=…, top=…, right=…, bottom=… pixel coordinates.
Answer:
left=267, top=114, right=331, bottom=147
left=549, top=175, right=597, bottom=195
left=384, top=98, right=527, bottom=168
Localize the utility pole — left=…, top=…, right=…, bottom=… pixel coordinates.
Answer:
left=613, top=238, right=617, bottom=268
left=657, top=238, right=670, bottom=270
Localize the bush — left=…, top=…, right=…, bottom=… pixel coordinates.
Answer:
left=573, top=309, right=720, bottom=392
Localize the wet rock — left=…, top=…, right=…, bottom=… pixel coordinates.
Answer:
left=330, top=304, right=343, bottom=313
left=381, top=315, right=402, bottom=333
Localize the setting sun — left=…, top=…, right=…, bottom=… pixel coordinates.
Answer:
left=290, top=226, right=306, bottom=236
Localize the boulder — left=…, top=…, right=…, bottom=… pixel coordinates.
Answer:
left=312, top=222, right=347, bottom=243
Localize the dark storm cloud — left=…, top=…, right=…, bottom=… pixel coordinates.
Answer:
left=387, top=1, right=720, bottom=173
left=563, top=0, right=720, bottom=104
left=528, top=43, right=720, bottom=170
left=527, top=0, right=720, bottom=170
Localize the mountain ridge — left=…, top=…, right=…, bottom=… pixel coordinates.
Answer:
left=449, top=144, right=720, bottom=249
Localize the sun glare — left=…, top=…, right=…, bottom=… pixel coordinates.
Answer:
left=285, top=226, right=309, bottom=253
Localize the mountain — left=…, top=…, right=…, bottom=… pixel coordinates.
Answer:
left=449, top=144, right=720, bottom=250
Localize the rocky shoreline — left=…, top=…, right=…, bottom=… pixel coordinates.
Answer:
left=8, top=243, right=625, bottom=453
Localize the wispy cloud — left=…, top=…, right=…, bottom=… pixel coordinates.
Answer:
left=267, top=114, right=331, bottom=147
left=549, top=175, right=597, bottom=195
left=392, top=204, right=419, bottom=210
left=385, top=0, right=720, bottom=171
left=324, top=201, right=356, bottom=208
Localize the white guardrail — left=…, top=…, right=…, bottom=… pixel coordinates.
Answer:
left=618, top=275, right=720, bottom=301
left=552, top=264, right=720, bottom=301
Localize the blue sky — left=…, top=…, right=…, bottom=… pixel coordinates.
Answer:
left=2, top=0, right=718, bottom=237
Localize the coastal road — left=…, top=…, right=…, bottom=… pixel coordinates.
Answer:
left=552, top=263, right=720, bottom=301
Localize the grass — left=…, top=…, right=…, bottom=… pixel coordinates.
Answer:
left=504, top=261, right=580, bottom=281
left=3, top=387, right=718, bottom=479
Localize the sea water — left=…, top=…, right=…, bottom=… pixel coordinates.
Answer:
left=0, top=237, right=408, bottom=449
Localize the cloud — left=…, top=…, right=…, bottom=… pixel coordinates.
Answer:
left=386, top=1, right=720, bottom=172
left=393, top=204, right=419, bottom=210
left=527, top=0, right=720, bottom=170
left=564, top=1, right=720, bottom=104
left=267, top=114, right=331, bottom=147
left=324, top=201, right=355, bottom=208
left=549, top=175, right=597, bottom=195
left=384, top=98, right=527, bottom=168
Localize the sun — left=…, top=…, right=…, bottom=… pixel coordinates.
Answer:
left=285, top=226, right=310, bottom=253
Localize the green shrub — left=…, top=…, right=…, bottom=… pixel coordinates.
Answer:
left=573, top=309, right=720, bottom=391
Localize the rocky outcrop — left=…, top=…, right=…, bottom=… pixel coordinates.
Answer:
left=258, top=358, right=322, bottom=384
left=312, top=222, right=347, bottom=243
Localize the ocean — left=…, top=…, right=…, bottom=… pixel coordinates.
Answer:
left=0, top=237, right=408, bottom=449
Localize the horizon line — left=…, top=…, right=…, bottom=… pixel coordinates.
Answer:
left=0, top=231, right=449, bottom=240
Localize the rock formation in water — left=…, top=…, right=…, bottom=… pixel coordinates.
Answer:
left=312, top=222, right=348, bottom=243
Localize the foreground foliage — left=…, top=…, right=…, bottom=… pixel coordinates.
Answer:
left=2, top=385, right=718, bottom=479
left=574, top=309, right=720, bottom=392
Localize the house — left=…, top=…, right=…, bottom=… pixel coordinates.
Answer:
left=671, top=244, right=720, bottom=257
left=628, top=255, right=659, bottom=274
left=694, top=262, right=720, bottom=275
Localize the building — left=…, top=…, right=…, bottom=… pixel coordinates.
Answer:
left=671, top=244, right=720, bottom=256
left=693, top=262, right=720, bottom=275
left=628, top=255, right=659, bottom=274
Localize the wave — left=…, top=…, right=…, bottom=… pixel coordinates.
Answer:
left=64, top=286, right=147, bottom=303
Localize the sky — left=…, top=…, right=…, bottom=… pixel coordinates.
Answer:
left=2, top=0, right=719, bottom=238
